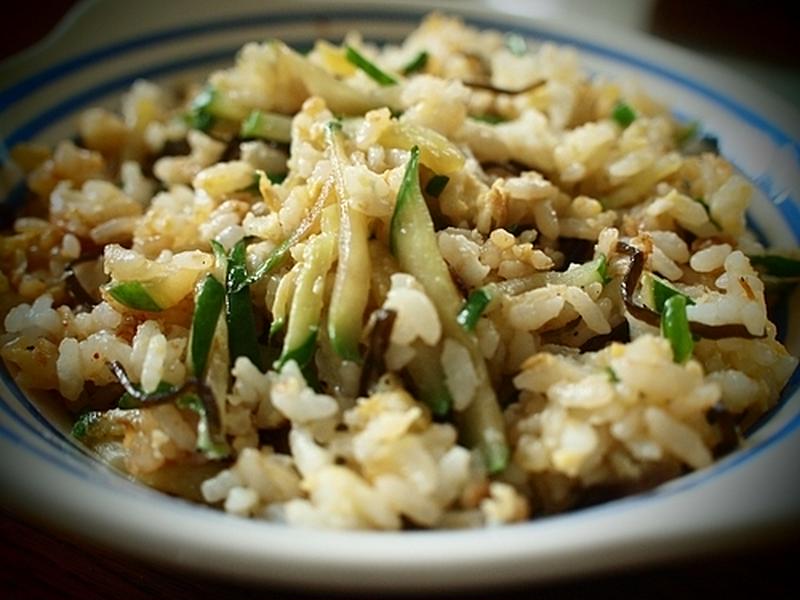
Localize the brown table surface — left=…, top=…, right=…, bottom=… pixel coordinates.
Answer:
left=2, top=2, right=798, bottom=598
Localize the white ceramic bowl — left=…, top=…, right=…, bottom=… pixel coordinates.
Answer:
left=1, top=0, right=798, bottom=591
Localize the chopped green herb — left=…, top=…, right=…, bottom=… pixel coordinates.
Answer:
left=661, top=294, right=694, bottom=363
left=345, top=45, right=398, bottom=86
left=612, top=101, right=636, bottom=128
left=226, top=239, right=263, bottom=370
left=185, top=86, right=217, bottom=131
left=505, top=33, right=528, bottom=56
left=605, top=367, right=620, bottom=383
left=107, top=281, right=162, bottom=312
left=457, top=289, right=493, bottom=332
left=209, top=239, right=227, bottom=266
left=402, top=51, right=429, bottom=75
left=651, top=274, right=695, bottom=314
left=71, top=411, right=103, bottom=440
left=424, top=174, right=450, bottom=198
left=189, top=275, right=225, bottom=378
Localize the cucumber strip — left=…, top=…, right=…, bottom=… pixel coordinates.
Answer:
left=240, top=110, right=293, bottom=143
left=276, top=41, right=400, bottom=115
left=405, top=343, right=453, bottom=417
left=379, top=121, right=465, bottom=175
left=456, top=254, right=609, bottom=329
left=270, top=267, right=297, bottom=337
left=325, top=123, right=371, bottom=362
left=235, top=178, right=333, bottom=292
left=226, top=240, right=262, bottom=370
left=186, top=85, right=248, bottom=130
left=189, top=275, right=225, bottom=378
left=344, top=45, right=398, bottom=86
left=276, top=232, right=336, bottom=370
left=106, top=281, right=162, bottom=312
left=391, top=146, right=508, bottom=473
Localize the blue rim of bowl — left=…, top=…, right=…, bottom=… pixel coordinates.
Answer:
left=1, top=7, right=799, bottom=528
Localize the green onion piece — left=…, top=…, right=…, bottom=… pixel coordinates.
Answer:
left=605, top=367, right=620, bottom=383
left=71, top=411, right=103, bottom=440
left=402, top=50, right=429, bottom=75
left=107, top=281, right=162, bottom=312
left=424, top=174, right=449, bottom=198
left=457, top=289, right=493, bottom=332
left=235, top=239, right=291, bottom=294
left=612, top=101, right=636, bottom=128
left=189, top=275, right=225, bottom=378
left=505, top=33, right=528, bottom=56
left=405, top=343, right=453, bottom=417
left=240, top=110, right=293, bottom=143
left=470, top=113, right=507, bottom=124
left=748, top=254, right=800, bottom=278
left=225, top=240, right=263, bottom=370
left=661, top=294, right=694, bottom=363
left=651, top=274, right=696, bottom=314
left=209, top=239, right=227, bottom=265
left=176, top=394, right=229, bottom=459
left=185, top=86, right=217, bottom=131
left=345, top=45, right=398, bottom=86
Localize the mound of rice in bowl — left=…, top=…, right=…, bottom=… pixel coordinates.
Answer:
left=1, top=14, right=797, bottom=529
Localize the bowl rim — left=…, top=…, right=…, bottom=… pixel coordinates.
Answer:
left=1, top=0, right=799, bottom=590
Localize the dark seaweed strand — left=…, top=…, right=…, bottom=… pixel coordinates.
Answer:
left=106, top=360, right=223, bottom=442
left=462, top=80, right=545, bottom=95
left=358, top=308, right=397, bottom=397
left=615, top=241, right=761, bottom=339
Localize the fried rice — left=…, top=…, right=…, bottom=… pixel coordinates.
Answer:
left=1, top=14, right=797, bottom=529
